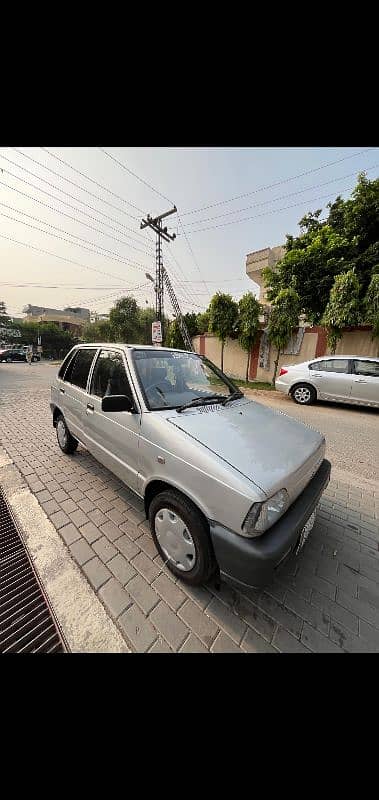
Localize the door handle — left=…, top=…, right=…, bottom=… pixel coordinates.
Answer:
left=355, top=379, right=367, bottom=383
left=60, top=387, right=65, bottom=394
left=313, top=373, right=323, bottom=377
left=86, top=403, right=94, bottom=414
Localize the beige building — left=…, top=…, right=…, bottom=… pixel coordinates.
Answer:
left=24, top=305, right=90, bottom=334
left=246, top=245, right=286, bottom=305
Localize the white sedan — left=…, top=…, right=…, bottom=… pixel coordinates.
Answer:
left=275, top=355, right=379, bottom=408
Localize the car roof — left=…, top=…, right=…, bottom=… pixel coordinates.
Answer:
left=72, top=343, right=194, bottom=354
left=309, top=355, right=378, bottom=361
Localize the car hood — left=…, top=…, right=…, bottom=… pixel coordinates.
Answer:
left=167, top=398, right=325, bottom=502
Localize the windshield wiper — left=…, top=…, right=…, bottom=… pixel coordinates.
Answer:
left=223, top=390, right=244, bottom=405
left=176, top=394, right=227, bottom=413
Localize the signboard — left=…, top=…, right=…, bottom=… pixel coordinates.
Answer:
left=37, top=345, right=43, bottom=353
left=151, top=321, right=162, bottom=344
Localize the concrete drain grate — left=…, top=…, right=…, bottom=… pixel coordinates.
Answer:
left=0, top=487, right=67, bottom=653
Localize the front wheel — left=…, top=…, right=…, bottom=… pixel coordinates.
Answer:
left=56, top=414, right=78, bottom=454
left=292, top=384, right=316, bottom=405
left=148, top=489, right=217, bottom=585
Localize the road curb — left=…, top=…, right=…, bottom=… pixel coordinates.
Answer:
left=0, top=447, right=130, bottom=653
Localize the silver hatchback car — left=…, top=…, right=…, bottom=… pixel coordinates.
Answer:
left=50, top=344, right=331, bottom=590
left=276, top=355, right=379, bottom=407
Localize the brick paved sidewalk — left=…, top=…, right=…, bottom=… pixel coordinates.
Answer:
left=1, top=389, right=378, bottom=652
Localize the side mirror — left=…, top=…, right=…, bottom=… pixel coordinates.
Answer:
left=101, top=395, right=136, bottom=413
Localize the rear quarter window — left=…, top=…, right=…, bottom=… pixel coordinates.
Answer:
left=58, top=350, right=76, bottom=379
left=66, top=349, right=97, bottom=389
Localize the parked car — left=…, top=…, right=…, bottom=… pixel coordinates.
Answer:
left=50, top=344, right=331, bottom=589
left=275, top=355, right=379, bottom=408
left=0, top=348, right=40, bottom=363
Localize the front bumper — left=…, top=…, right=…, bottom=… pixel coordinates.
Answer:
left=209, top=458, right=331, bottom=590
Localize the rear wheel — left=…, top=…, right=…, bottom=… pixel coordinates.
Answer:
left=292, top=383, right=316, bottom=405
left=56, top=414, right=78, bottom=454
left=6, top=357, right=12, bottom=363
left=149, top=489, right=216, bottom=585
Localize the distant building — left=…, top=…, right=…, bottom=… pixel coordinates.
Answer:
left=24, top=305, right=90, bottom=334
left=90, top=312, right=110, bottom=324
left=246, top=245, right=285, bottom=304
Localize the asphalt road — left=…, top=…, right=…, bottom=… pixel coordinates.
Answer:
left=1, top=360, right=378, bottom=482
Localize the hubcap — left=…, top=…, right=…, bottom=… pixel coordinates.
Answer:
left=294, top=386, right=311, bottom=404
left=57, top=419, right=67, bottom=448
left=154, top=508, right=196, bottom=572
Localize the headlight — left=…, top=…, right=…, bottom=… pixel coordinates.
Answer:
left=241, top=489, right=289, bottom=537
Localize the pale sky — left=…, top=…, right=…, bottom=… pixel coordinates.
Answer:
left=0, top=146, right=377, bottom=319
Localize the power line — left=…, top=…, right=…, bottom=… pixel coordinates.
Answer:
left=0, top=178, right=155, bottom=259
left=176, top=213, right=209, bottom=295
left=0, top=153, right=149, bottom=243
left=40, top=147, right=145, bottom=215
left=98, top=147, right=173, bottom=204
left=10, top=148, right=141, bottom=222
left=180, top=163, right=379, bottom=227
left=177, top=184, right=356, bottom=235
left=0, top=227, right=147, bottom=282
left=0, top=201, right=151, bottom=270
left=180, top=148, right=378, bottom=215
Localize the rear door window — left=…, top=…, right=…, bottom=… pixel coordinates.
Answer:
left=58, top=350, right=76, bottom=379
left=323, top=359, right=349, bottom=374
left=353, top=359, right=379, bottom=378
left=65, top=349, right=97, bottom=390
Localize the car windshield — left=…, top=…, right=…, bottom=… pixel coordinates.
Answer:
left=132, top=349, right=240, bottom=411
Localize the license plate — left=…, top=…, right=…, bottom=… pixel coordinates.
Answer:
left=295, top=510, right=316, bottom=555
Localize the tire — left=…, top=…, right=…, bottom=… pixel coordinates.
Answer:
left=56, top=414, right=78, bottom=454
left=32, top=356, right=38, bottom=362
left=6, top=357, right=12, bottom=363
left=148, top=489, right=217, bottom=586
left=291, top=383, right=316, bottom=405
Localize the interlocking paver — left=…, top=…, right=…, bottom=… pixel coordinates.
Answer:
left=114, top=534, right=140, bottom=559
left=69, top=509, right=90, bottom=528
left=87, top=508, right=108, bottom=527
left=301, top=623, right=343, bottom=653
left=126, top=574, right=160, bottom=614
left=92, top=536, right=118, bottom=564
left=152, top=574, right=187, bottom=612
left=41, top=499, right=60, bottom=516
left=241, top=628, right=278, bottom=653
left=211, top=632, right=242, bottom=653
left=80, top=521, right=103, bottom=544
left=206, top=597, right=247, bottom=645
left=108, top=554, right=136, bottom=586
left=49, top=510, right=70, bottom=529
left=59, top=523, right=81, bottom=546
left=82, top=557, right=112, bottom=591
left=180, top=634, right=208, bottom=653
left=118, top=605, right=157, bottom=652
left=178, top=599, right=219, bottom=647
left=132, top=552, right=161, bottom=583
left=272, top=627, right=311, bottom=653
left=98, top=578, right=131, bottom=619
left=69, top=539, right=95, bottom=566
left=150, top=601, right=189, bottom=651
left=100, top=521, right=124, bottom=543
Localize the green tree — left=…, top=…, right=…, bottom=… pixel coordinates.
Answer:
left=108, top=296, right=141, bottom=342
left=238, top=292, right=262, bottom=381
left=15, top=321, right=77, bottom=359
left=208, top=292, right=239, bottom=372
left=196, top=310, right=210, bottom=334
left=166, top=313, right=199, bottom=350
left=263, top=173, right=379, bottom=324
left=267, top=287, right=301, bottom=385
left=322, top=269, right=362, bottom=353
left=0, top=299, right=8, bottom=321
left=82, top=319, right=114, bottom=343
left=364, top=271, right=379, bottom=339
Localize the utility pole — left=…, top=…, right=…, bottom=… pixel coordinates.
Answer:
left=140, top=206, right=177, bottom=342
